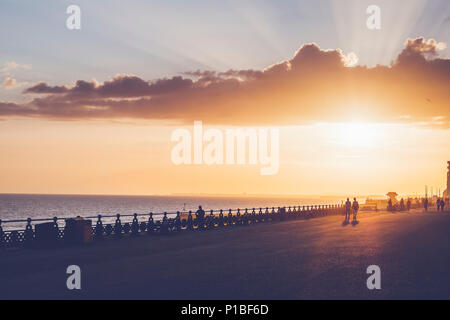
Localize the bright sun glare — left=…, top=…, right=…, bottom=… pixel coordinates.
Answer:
left=333, top=123, right=381, bottom=148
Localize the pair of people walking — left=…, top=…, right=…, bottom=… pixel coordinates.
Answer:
left=345, top=198, right=359, bottom=222
left=436, top=198, right=446, bottom=212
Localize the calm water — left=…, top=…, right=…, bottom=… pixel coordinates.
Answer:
left=0, top=194, right=347, bottom=230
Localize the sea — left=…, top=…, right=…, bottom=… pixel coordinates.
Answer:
left=0, top=194, right=350, bottom=230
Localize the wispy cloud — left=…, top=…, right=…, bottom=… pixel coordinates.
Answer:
left=1, top=76, right=26, bottom=90
left=0, top=61, right=31, bottom=91
left=0, top=61, right=31, bottom=74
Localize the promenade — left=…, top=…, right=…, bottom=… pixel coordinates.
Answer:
left=1, top=209, right=449, bottom=299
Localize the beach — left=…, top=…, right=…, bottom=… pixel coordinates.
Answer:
left=1, top=209, right=449, bottom=299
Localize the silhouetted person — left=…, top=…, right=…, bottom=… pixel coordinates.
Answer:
left=423, top=198, right=428, bottom=212
left=388, top=199, right=393, bottom=212
left=438, top=198, right=444, bottom=212
left=196, top=205, right=205, bottom=229
left=400, top=198, right=405, bottom=211
left=406, top=198, right=411, bottom=211
left=345, top=198, right=351, bottom=221
left=352, top=198, right=359, bottom=221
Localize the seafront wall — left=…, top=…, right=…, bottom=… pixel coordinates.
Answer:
left=0, top=204, right=345, bottom=249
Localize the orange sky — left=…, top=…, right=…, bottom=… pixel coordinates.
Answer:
left=1, top=18, right=449, bottom=197
left=0, top=117, right=448, bottom=197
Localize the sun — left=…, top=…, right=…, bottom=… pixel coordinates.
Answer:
left=333, top=122, right=382, bottom=148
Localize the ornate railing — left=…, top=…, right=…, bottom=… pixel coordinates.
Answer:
left=0, top=204, right=345, bottom=248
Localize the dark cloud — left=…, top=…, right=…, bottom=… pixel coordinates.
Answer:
left=2, top=38, right=450, bottom=126
left=25, top=82, right=69, bottom=94
left=24, top=75, right=193, bottom=98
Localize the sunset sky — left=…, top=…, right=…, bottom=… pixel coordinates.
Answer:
left=1, top=0, right=449, bottom=196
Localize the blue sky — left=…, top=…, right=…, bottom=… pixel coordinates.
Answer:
left=1, top=0, right=449, bottom=100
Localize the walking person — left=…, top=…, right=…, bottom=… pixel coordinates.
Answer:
left=423, top=197, right=429, bottom=212
left=387, top=198, right=393, bottom=212
left=352, top=198, right=359, bottom=222
left=439, top=198, right=444, bottom=212
left=345, top=198, right=351, bottom=221
left=406, top=198, right=411, bottom=211
left=400, top=198, right=405, bottom=211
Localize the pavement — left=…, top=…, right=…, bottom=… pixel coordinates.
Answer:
left=1, top=209, right=450, bottom=299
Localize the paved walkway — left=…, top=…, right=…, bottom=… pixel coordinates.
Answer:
left=1, top=209, right=450, bottom=299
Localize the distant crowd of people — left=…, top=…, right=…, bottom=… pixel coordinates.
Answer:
left=387, top=197, right=448, bottom=213
left=422, top=197, right=448, bottom=212
left=388, top=198, right=413, bottom=212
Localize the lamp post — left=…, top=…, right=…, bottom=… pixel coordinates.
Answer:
left=447, top=161, right=450, bottom=204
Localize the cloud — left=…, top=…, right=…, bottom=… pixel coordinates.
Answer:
left=1, top=76, right=26, bottom=90
left=396, top=38, right=447, bottom=65
left=1, top=61, right=31, bottom=91
left=0, top=61, right=31, bottom=74
left=1, top=38, right=449, bottom=127
left=24, top=74, right=193, bottom=98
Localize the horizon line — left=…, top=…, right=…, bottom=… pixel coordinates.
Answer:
left=0, top=192, right=425, bottom=198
